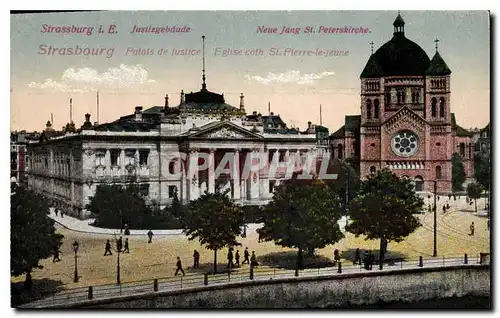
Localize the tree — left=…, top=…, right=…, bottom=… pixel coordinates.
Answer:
left=346, top=169, right=423, bottom=267
left=181, top=191, right=245, bottom=274
left=474, top=152, right=490, bottom=210
left=466, top=182, right=483, bottom=213
left=87, top=184, right=148, bottom=229
left=11, top=185, right=64, bottom=290
left=452, top=153, right=466, bottom=193
left=257, top=176, right=345, bottom=269
left=330, top=160, right=361, bottom=215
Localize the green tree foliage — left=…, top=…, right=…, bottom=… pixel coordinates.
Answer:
left=452, top=153, right=466, bottom=193
left=181, top=191, right=245, bottom=273
left=257, top=176, right=345, bottom=269
left=473, top=153, right=490, bottom=191
left=11, top=185, right=64, bottom=289
left=466, top=182, right=483, bottom=213
left=346, top=169, right=423, bottom=267
left=87, top=184, right=148, bottom=229
left=330, top=159, right=361, bottom=213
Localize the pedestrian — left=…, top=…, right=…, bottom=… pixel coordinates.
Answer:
left=54, top=208, right=58, bottom=217
left=453, top=194, right=457, bottom=201
left=242, top=225, right=247, bottom=238
left=60, top=210, right=64, bottom=218
left=104, top=239, right=112, bottom=256
left=446, top=203, right=450, bottom=210
left=117, top=236, right=123, bottom=252
left=242, top=247, right=250, bottom=264
left=235, top=250, right=240, bottom=267
left=175, top=257, right=185, bottom=276
left=147, top=229, right=153, bottom=243
left=193, top=250, right=200, bottom=269
left=333, top=249, right=341, bottom=265
left=448, top=194, right=452, bottom=200
left=227, top=247, right=234, bottom=268
left=354, top=248, right=361, bottom=265
left=363, top=252, right=369, bottom=270
left=52, top=245, right=61, bottom=262
left=123, top=238, right=129, bottom=253
left=368, top=250, right=374, bottom=270
left=124, top=223, right=130, bottom=236
left=469, top=222, right=475, bottom=236
left=437, top=196, right=440, bottom=201
left=428, top=204, right=432, bottom=212
left=250, top=251, right=259, bottom=267
left=442, top=205, right=446, bottom=214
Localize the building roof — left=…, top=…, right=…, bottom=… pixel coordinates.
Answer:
left=451, top=113, right=473, bottom=137
left=360, top=54, right=385, bottom=78
left=345, top=115, right=361, bottom=130
left=361, top=14, right=431, bottom=78
left=329, top=126, right=345, bottom=139
left=426, top=51, right=452, bottom=75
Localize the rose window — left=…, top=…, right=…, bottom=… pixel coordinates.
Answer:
left=391, top=130, right=419, bottom=157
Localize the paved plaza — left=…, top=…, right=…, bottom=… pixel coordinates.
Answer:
left=11, top=194, right=490, bottom=292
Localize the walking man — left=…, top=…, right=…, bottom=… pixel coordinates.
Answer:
left=104, top=240, right=112, bottom=256
left=147, top=230, right=153, bottom=243
left=242, top=247, right=250, bottom=264
left=469, top=222, right=475, bottom=236
left=227, top=247, right=234, bottom=268
left=60, top=210, right=64, bottom=218
left=123, top=238, right=130, bottom=253
left=333, top=249, right=340, bottom=265
left=52, top=245, right=61, bottom=262
left=175, top=257, right=185, bottom=276
left=235, top=250, right=240, bottom=267
left=193, top=250, right=200, bottom=269
left=354, top=248, right=361, bottom=265
left=117, top=236, right=123, bottom=252
left=250, top=251, right=258, bottom=267
left=54, top=208, right=58, bottom=217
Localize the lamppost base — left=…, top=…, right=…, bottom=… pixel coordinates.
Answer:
left=74, top=272, right=79, bottom=283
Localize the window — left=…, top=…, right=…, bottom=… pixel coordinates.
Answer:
left=385, top=92, right=391, bottom=106
left=460, top=143, right=465, bottom=157
left=435, top=166, right=442, bottom=179
left=95, top=150, right=105, bottom=166
left=269, top=180, right=276, bottom=193
left=431, top=98, right=437, bottom=117
left=168, top=160, right=176, bottom=174
left=268, top=150, right=276, bottom=163
left=110, top=150, right=120, bottom=166
left=469, top=144, right=472, bottom=158
left=139, top=183, right=149, bottom=197
left=370, top=166, right=376, bottom=174
left=278, top=151, right=286, bottom=162
left=337, top=144, right=343, bottom=159
left=139, top=149, right=149, bottom=165
left=366, top=99, right=372, bottom=119
left=439, top=98, right=445, bottom=117
left=124, top=149, right=135, bottom=166
left=374, top=99, right=380, bottom=119
left=168, top=185, right=177, bottom=198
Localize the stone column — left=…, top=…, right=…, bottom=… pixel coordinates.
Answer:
left=105, top=149, right=111, bottom=175
left=208, top=149, right=215, bottom=194
left=250, top=149, right=260, bottom=199
left=188, top=150, right=199, bottom=200
left=233, top=149, right=241, bottom=200
left=119, top=149, right=125, bottom=177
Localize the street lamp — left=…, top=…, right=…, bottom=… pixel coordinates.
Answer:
left=116, top=241, right=121, bottom=285
left=425, top=180, right=439, bottom=257
left=120, top=209, right=123, bottom=234
left=72, top=241, right=79, bottom=283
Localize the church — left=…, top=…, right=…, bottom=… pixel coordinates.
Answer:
left=329, top=13, right=474, bottom=194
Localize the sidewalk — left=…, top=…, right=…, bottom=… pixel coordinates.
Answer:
left=48, top=208, right=265, bottom=236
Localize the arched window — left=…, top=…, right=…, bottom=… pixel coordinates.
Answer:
left=370, top=166, right=376, bottom=174
left=366, top=99, right=372, bottom=119
left=401, top=90, right=406, bottom=104
left=374, top=99, right=380, bottom=119
left=431, top=97, right=437, bottom=117
left=414, top=175, right=424, bottom=192
left=169, top=160, right=176, bottom=175
left=435, top=166, right=442, bottom=179
left=337, top=144, right=343, bottom=159
left=439, top=98, right=445, bottom=117
left=385, top=92, right=391, bottom=105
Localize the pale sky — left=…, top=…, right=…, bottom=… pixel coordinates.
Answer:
left=10, top=10, right=490, bottom=133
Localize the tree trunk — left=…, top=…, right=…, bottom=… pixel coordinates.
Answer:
left=379, top=237, right=385, bottom=270
left=297, top=248, right=304, bottom=270
left=213, top=249, right=217, bottom=274
left=24, top=270, right=32, bottom=291
left=475, top=198, right=477, bottom=213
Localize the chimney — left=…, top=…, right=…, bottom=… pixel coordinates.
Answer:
left=308, top=121, right=312, bottom=129
left=135, top=106, right=143, bottom=121
left=270, top=112, right=274, bottom=116
left=164, top=94, right=169, bottom=110
left=239, top=93, right=245, bottom=111
left=85, top=113, right=91, bottom=122
left=180, top=90, right=185, bottom=104
left=252, top=111, right=257, bottom=115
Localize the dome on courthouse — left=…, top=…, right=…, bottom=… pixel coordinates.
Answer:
left=361, top=13, right=431, bottom=78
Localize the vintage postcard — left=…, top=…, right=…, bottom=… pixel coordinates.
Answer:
left=10, top=10, right=491, bottom=309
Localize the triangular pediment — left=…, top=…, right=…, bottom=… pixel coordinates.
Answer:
left=383, top=107, right=428, bottom=134
left=187, top=121, right=264, bottom=140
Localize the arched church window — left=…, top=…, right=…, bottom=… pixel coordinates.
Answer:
left=370, top=166, right=376, bottom=174
left=401, top=90, right=406, bottom=104
left=435, top=166, right=442, bottom=179
left=374, top=99, right=380, bottom=119
left=439, top=98, right=445, bottom=117
left=431, top=98, right=437, bottom=117
left=385, top=92, right=391, bottom=106
left=337, top=144, right=343, bottom=159
left=366, top=99, right=372, bottom=119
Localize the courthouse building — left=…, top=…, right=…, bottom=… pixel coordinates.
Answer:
left=329, top=13, right=475, bottom=193
left=27, top=76, right=329, bottom=219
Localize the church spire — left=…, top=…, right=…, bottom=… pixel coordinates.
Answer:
left=201, top=35, right=207, bottom=91
left=393, top=12, right=405, bottom=35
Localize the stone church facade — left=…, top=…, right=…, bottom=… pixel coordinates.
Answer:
left=329, top=14, right=474, bottom=194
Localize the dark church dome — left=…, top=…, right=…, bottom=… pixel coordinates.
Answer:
left=361, top=14, right=431, bottom=78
